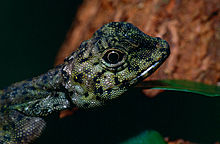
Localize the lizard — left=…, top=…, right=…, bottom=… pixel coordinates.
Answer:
left=0, top=22, right=170, bottom=144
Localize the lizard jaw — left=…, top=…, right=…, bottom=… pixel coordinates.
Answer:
left=139, top=61, right=160, bottom=78
left=130, top=61, right=161, bottom=85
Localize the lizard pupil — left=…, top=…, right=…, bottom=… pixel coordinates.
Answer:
left=107, top=51, right=119, bottom=64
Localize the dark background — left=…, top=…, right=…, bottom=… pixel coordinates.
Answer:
left=0, top=0, right=82, bottom=88
left=38, top=90, right=220, bottom=144
left=0, top=1, right=219, bottom=144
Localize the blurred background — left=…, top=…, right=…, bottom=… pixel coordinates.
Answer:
left=0, top=0, right=219, bottom=143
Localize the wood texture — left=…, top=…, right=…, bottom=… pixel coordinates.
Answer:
left=55, top=0, right=220, bottom=85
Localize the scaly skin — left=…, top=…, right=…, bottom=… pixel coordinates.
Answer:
left=0, top=22, right=170, bottom=143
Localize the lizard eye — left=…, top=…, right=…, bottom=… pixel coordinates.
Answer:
left=105, top=50, right=123, bottom=64
left=102, top=49, right=126, bottom=67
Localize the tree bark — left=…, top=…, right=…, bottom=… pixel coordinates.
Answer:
left=55, top=0, right=220, bottom=85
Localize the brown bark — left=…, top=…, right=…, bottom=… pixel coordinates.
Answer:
left=55, top=0, right=220, bottom=85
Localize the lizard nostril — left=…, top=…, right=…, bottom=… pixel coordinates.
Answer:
left=155, top=38, right=169, bottom=50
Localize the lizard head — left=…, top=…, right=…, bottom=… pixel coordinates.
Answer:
left=63, top=22, right=170, bottom=108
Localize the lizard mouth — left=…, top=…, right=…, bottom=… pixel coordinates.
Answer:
left=130, top=60, right=163, bottom=85
left=139, top=61, right=161, bottom=79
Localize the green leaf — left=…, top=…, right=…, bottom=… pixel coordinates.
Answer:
left=120, top=130, right=166, bottom=144
left=136, top=80, right=220, bottom=97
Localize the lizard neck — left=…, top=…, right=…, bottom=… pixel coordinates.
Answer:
left=1, top=65, right=64, bottom=102
left=1, top=64, right=73, bottom=116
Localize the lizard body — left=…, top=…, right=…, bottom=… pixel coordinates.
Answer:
left=0, top=22, right=170, bottom=143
